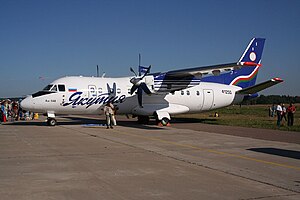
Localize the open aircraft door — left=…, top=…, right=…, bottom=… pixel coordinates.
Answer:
left=202, top=89, right=214, bottom=110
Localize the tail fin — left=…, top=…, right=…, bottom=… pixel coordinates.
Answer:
left=230, top=38, right=265, bottom=88
left=238, top=38, right=265, bottom=64
left=201, top=38, right=265, bottom=88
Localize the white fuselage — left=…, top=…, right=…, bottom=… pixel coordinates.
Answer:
left=21, top=76, right=244, bottom=117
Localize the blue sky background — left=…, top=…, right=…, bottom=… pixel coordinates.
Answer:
left=0, top=0, right=299, bottom=97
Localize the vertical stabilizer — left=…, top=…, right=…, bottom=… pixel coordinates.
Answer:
left=202, top=38, right=265, bottom=89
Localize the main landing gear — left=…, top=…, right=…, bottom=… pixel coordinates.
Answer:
left=159, top=117, right=170, bottom=126
left=155, top=111, right=171, bottom=126
left=136, top=111, right=171, bottom=126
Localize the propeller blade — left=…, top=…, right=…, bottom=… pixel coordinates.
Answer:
left=140, top=82, right=151, bottom=94
left=138, top=54, right=141, bottom=76
left=137, top=87, right=143, bottom=107
left=106, top=83, right=111, bottom=95
left=112, top=82, right=116, bottom=96
left=141, top=65, right=151, bottom=79
left=130, top=85, right=138, bottom=95
left=130, top=67, right=137, bottom=77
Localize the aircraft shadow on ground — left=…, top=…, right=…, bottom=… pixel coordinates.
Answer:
left=3, top=120, right=46, bottom=127
left=3, top=116, right=165, bottom=130
left=247, top=148, right=300, bottom=160
left=172, top=117, right=217, bottom=124
left=3, top=115, right=219, bottom=129
left=62, top=116, right=165, bottom=130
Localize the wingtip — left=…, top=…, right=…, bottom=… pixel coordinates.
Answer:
left=272, top=77, right=284, bottom=82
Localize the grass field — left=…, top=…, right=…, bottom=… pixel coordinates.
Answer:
left=174, top=104, right=300, bottom=132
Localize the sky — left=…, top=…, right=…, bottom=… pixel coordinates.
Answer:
left=0, top=0, right=299, bottom=97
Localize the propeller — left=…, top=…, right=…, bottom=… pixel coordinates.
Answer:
left=129, top=65, right=152, bottom=107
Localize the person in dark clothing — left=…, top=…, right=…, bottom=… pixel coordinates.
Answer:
left=287, top=103, right=296, bottom=126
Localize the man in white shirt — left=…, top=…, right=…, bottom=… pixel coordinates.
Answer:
left=104, top=102, right=115, bottom=129
left=276, top=103, right=283, bottom=127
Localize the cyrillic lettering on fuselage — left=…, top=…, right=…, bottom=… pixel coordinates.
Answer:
left=63, top=92, right=126, bottom=108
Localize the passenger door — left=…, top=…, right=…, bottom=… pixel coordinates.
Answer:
left=202, top=89, right=214, bottom=111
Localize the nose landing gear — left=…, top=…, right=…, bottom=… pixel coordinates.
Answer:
left=46, top=112, right=56, bottom=126
left=47, top=118, right=57, bottom=126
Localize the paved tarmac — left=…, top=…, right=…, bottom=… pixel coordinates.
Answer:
left=0, top=115, right=300, bottom=200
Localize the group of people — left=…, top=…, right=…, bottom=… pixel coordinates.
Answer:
left=1, top=99, right=20, bottom=123
left=272, top=103, right=296, bottom=127
left=0, top=99, right=36, bottom=124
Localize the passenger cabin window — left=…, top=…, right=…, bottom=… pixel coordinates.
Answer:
left=196, top=91, right=200, bottom=96
left=187, top=91, right=190, bottom=95
left=117, top=88, right=121, bottom=94
left=181, top=91, right=184, bottom=95
left=58, top=85, right=65, bottom=92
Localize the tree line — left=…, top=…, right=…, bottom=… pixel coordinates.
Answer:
left=244, top=95, right=300, bottom=105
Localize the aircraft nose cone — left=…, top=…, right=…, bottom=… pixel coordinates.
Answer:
left=20, top=95, right=33, bottom=110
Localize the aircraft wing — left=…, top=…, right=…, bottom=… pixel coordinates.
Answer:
left=164, top=62, right=258, bottom=78
left=236, top=78, right=283, bottom=95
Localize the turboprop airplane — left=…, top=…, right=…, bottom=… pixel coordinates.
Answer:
left=21, top=38, right=283, bottom=126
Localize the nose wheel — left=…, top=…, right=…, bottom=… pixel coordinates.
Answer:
left=47, top=118, right=57, bottom=126
left=46, top=112, right=56, bottom=126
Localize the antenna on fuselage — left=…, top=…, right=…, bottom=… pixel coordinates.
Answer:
left=139, top=53, right=141, bottom=66
left=138, top=53, right=141, bottom=76
left=96, top=65, right=99, bottom=77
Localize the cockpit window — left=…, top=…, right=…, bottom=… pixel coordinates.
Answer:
left=32, top=84, right=64, bottom=98
left=43, top=84, right=53, bottom=91
left=32, top=91, right=53, bottom=98
left=51, top=85, right=57, bottom=92
left=58, top=85, right=65, bottom=92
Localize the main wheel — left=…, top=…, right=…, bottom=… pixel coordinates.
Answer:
left=161, top=117, right=169, bottom=126
left=47, top=118, right=57, bottom=126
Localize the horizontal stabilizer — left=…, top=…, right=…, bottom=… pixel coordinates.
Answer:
left=236, top=78, right=283, bottom=95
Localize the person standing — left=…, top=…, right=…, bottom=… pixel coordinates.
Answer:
left=272, top=104, right=276, bottom=117
left=269, top=106, right=272, bottom=117
left=281, top=104, right=287, bottom=122
left=1, top=101, right=7, bottom=123
left=287, top=103, right=296, bottom=126
left=276, top=103, right=283, bottom=127
left=104, top=102, right=115, bottom=129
